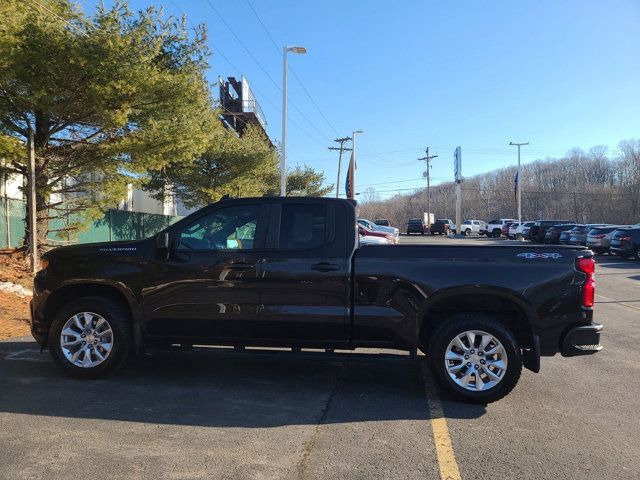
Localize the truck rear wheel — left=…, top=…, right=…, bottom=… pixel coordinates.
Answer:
left=49, top=297, right=133, bottom=379
left=426, top=313, right=522, bottom=404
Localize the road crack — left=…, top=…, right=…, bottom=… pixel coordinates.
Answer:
left=295, top=369, right=342, bottom=480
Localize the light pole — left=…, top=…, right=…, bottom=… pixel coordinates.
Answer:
left=509, top=141, right=529, bottom=236
left=280, top=45, right=306, bottom=196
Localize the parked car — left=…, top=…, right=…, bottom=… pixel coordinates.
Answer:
left=586, top=226, right=624, bottom=254
left=359, top=234, right=389, bottom=246
left=374, top=219, right=390, bottom=227
left=529, top=220, right=576, bottom=243
left=544, top=224, right=576, bottom=244
left=509, top=221, right=533, bottom=240
left=558, top=228, right=574, bottom=245
left=32, top=196, right=602, bottom=404
left=567, top=224, right=608, bottom=246
left=609, top=227, right=640, bottom=259
left=430, top=219, right=450, bottom=235
left=358, top=225, right=394, bottom=244
left=406, top=219, right=427, bottom=235
left=460, top=219, right=486, bottom=236
left=437, top=218, right=456, bottom=233
left=519, top=221, right=536, bottom=240
left=501, top=222, right=514, bottom=237
left=485, top=219, right=516, bottom=238
left=358, top=218, right=400, bottom=243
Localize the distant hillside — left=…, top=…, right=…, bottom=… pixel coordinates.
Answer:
left=359, top=140, right=640, bottom=228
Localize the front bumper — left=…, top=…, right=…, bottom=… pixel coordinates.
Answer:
left=561, top=322, right=603, bottom=357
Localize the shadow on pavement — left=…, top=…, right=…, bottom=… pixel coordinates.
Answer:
left=0, top=340, right=486, bottom=428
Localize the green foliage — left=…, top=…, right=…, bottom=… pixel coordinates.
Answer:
left=0, top=0, right=216, bottom=242
left=263, top=164, right=334, bottom=197
left=147, top=124, right=280, bottom=208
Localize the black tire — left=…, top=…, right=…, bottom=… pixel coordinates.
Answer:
left=465, top=228, right=471, bottom=236
left=49, top=296, right=133, bottom=379
left=492, top=229, right=501, bottom=238
left=426, top=313, right=522, bottom=404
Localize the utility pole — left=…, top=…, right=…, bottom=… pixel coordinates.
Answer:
left=509, top=141, right=529, bottom=238
left=328, top=137, right=352, bottom=198
left=418, top=147, right=438, bottom=228
left=27, top=128, right=37, bottom=273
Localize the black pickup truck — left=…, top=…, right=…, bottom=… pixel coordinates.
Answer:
left=31, top=197, right=602, bottom=403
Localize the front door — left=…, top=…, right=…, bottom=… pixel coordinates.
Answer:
left=143, top=203, right=268, bottom=341
left=256, top=202, right=351, bottom=344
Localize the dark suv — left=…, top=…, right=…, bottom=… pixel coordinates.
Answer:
left=430, top=219, right=450, bottom=235
left=530, top=220, right=576, bottom=243
left=406, top=219, right=426, bottom=235
left=544, top=224, right=576, bottom=244
left=609, top=227, right=640, bottom=259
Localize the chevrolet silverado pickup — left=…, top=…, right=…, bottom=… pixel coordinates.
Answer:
left=31, top=197, right=602, bottom=403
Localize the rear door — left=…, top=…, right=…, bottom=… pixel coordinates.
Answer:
left=257, top=201, right=351, bottom=344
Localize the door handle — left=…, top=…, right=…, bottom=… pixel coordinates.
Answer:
left=227, top=262, right=254, bottom=270
left=311, top=262, right=341, bottom=272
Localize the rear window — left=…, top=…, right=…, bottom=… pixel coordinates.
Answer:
left=409, top=220, right=422, bottom=225
left=590, top=227, right=617, bottom=234
left=611, top=229, right=632, bottom=239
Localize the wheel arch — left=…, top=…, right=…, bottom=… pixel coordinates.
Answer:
left=418, top=286, right=537, bottom=351
left=43, top=282, right=141, bottom=350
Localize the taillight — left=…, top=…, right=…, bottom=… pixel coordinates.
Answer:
left=620, top=236, right=632, bottom=242
left=576, top=257, right=595, bottom=308
left=591, top=234, right=605, bottom=239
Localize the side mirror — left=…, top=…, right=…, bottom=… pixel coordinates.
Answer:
left=157, top=232, right=170, bottom=249
left=157, top=232, right=171, bottom=260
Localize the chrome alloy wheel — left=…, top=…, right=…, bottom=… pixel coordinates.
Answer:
left=444, top=330, right=508, bottom=392
left=60, top=312, right=113, bottom=368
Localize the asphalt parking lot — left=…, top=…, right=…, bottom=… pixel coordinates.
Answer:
left=1, top=236, right=639, bottom=480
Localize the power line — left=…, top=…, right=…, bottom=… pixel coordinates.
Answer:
left=244, top=0, right=341, bottom=138
left=166, top=0, right=327, bottom=148
left=30, top=0, right=88, bottom=36
left=203, top=0, right=333, bottom=144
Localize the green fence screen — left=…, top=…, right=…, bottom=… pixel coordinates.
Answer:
left=0, top=198, right=182, bottom=249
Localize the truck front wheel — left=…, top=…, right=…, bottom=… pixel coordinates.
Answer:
left=426, top=314, right=522, bottom=404
left=48, top=297, right=133, bottom=379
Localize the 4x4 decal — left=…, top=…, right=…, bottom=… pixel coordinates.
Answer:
left=517, top=252, right=563, bottom=260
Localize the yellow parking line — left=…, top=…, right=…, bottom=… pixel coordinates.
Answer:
left=421, top=361, right=462, bottom=480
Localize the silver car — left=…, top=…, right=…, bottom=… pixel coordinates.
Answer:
left=585, top=226, right=625, bottom=254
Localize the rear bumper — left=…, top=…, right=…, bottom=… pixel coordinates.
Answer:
left=610, top=246, right=632, bottom=256
left=560, top=322, right=603, bottom=357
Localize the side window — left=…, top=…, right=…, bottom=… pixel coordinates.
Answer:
left=279, top=204, right=329, bottom=250
left=175, top=205, right=261, bottom=251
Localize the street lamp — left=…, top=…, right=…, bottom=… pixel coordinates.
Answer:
left=280, top=45, right=307, bottom=196
left=509, top=141, right=529, bottom=239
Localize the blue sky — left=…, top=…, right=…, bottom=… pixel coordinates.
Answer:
left=81, top=0, right=640, bottom=198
